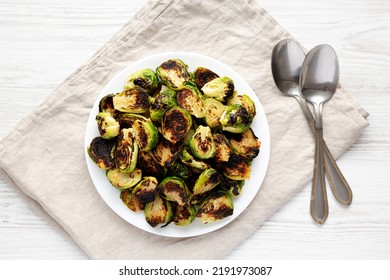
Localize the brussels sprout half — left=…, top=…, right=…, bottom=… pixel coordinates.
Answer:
left=158, top=176, right=191, bottom=207
left=220, top=104, right=253, bottom=133
left=176, top=82, right=205, bottom=118
left=226, top=128, right=261, bottom=158
left=168, top=161, right=191, bottom=180
left=174, top=204, right=196, bottom=226
left=150, top=89, right=177, bottom=122
left=132, top=118, right=159, bottom=152
left=116, top=113, right=148, bottom=129
left=120, top=189, right=145, bottom=212
left=144, top=194, right=173, bottom=228
left=132, top=176, right=158, bottom=204
left=162, top=106, right=193, bottom=144
left=212, top=133, right=232, bottom=162
left=137, top=150, right=166, bottom=179
left=113, top=87, right=149, bottom=113
left=180, top=147, right=210, bottom=172
left=197, top=190, right=234, bottom=224
left=114, top=128, right=139, bottom=173
left=96, top=112, right=120, bottom=139
left=227, top=92, right=256, bottom=117
left=87, top=136, right=116, bottom=170
left=99, top=94, right=116, bottom=115
left=156, top=59, right=190, bottom=90
left=192, top=168, right=222, bottom=196
left=154, top=137, right=183, bottom=167
left=204, top=98, right=226, bottom=129
left=193, top=67, right=219, bottom=89
left=222, top=153, right=251, bottom=180
left=201, top=76, right=234, bottom=102
left=189, top=125, right=216, bottom=160
left=124, top=68, right=159, bottom=94
left=106, top=168, right=142, bottom=190
left=220, top=177, right=244, bottom=197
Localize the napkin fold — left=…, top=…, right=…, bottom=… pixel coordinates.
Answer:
left=0, top=0, right=368, bottom=259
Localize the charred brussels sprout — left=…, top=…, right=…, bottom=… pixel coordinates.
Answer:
left=174, top=204, right=196, bottom=226
left=124, top=68, right=158, bottom=94
left=162, top=106, right=193, bottom=144
left=176, top=82, right=205, bottom=118
left=116, top=113, right=147, bottom=129
left=193, top=67, right=219, bottom=89
left=227, top=92, right=256, bottom=117
left=201, top=76, right=234, bottom=102
left=226, top=128, right=261, bottom=158
left=189, top=125, right=216, bottom=159
left=96, top=112, right=120, bottom=139
left=137, top=150, right=166, bottom=179
left=212, top=133, right=232, bottom=162
left=132, top=176, right=158, bottom=204
left=220, top=104, right=253, bottom=133
left=204, top=98, right=226, bottom=128
left=132, top=118, right=159, bottom=152
left=220, top=177, right=244, bottom=197
left=192, top=168, right=222, bottom=195
left=158, top=176, right=191, bottom=206
left=222, top=153, right=251, bottom=180
left=87, top=137, right=116, bottom=169
left=144, top=194, right=173, bottom=228
left=150, top=89, right=177, bottom=122
left=113, top=87, right=149, bottom=113
left=197, top=190, right=234, bottom=224
left=168, top=161, right=191, bottom=180
left=114, top=128, right=138, bottom=173
left=107, top=168, right=142, bottom=190
left=156, top=59, right=190, bottom=90
left=180, top=147, right=210, bottom=171
left=120, top=189, right=144, bottom=212
left=99, top=94, right=116, bottom=115
left=154, top=137, right=183, bottom=167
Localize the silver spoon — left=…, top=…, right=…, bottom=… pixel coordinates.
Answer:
left=299, top=44, right=341, bottom=224
left=271, top=39, right=353, bottom=210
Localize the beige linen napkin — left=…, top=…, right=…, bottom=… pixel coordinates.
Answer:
left=0, top=0, right=368, bottom=259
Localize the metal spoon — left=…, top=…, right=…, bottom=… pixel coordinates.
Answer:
left=299, top=44, right=341, bottom=224
left=271, top=39, right=353, bottom=210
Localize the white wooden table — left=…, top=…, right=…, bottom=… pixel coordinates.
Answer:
left=1, top=0, right=389, bottom=259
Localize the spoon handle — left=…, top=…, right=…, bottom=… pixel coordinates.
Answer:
left=311, top=127, right=329, bottom=224
left=296, top=96, right=353, bottom=206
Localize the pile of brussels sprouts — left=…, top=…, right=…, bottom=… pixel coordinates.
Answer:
left=87, top=59, right=261, bottom=228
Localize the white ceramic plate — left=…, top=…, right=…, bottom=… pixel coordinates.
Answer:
left=85, top=52, right=270, bottom=237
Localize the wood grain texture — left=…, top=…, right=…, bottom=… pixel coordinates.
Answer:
left=0, top=0, right=389, bottom=259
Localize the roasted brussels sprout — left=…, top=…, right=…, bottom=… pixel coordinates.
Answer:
left=221, top=153, right=251, bottom=180
left=180, top=147, right=210, bottom=171
left=176, top=82, right=205, bottom=118
left=107, top=168, right=142, bottom=190
left=220, top=104, right=253, bottom=133
left=99, top=94, right=116, bottom=115
left=150, top=89, right=177, bottom=122
left=226, top=128, right=261, bottom=158
left=201, top=76, right=234, bottom=102
left=113, top=87, right=149, bottom=113
left=173, top=204, right=196, bottom=226
left=158, top=176, right=191, bottom=206
left=114, top=128, right=138, bottom=173
left=212, top=133, right=231, bottom=162
left=132, top=176, right=158, bottom=204
left=96, top=112, right=120, bottom=139
left=220, top=177, right=244, bottom=197
left=189, top=125, right=216, bottom=159
left=120, top=189, right=144, bottom=212
left=132, top=118, right=159, bottom=152
left=144, top=194, right=173, bottom=228
left=204, top=98, right=226, bottom=128
left=227, top=92, right=256, bottom=117
left=154, top=137, right=183, bottom=167
left=87, top=137, right=116, bottom=169
left=124, top=68, right=159, bottom=94
left=162, top=106, right=193, bottom=144
left=168, top=161, right=191, bottom=180
left=116, top=113, right=147, bottom=129
left=197, top=190, right=234, bottom=224
left=192, top=168, right=222, bottom=196
left=156, top=59, right=190, bottom=90
left=136, top=150, right=166, bottom=179
left=193, top=67, right=219, bottom=89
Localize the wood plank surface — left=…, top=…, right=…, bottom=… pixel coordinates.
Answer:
left=0, top=0, right=389, bottom=259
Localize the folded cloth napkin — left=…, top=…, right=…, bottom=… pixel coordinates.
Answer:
left=0, top=0, right=369, bottom=259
